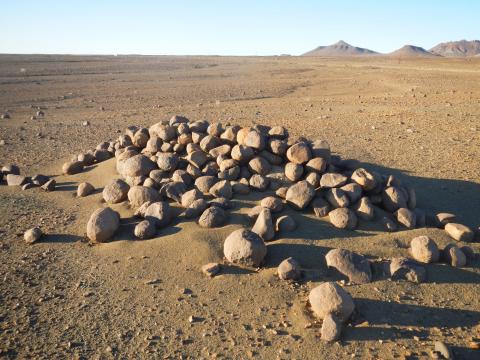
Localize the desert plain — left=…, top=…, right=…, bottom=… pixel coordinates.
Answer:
left=0, top=54, right=480, bottom=359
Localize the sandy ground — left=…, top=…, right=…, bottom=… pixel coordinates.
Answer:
left=0, top=55, right=480, bottom=359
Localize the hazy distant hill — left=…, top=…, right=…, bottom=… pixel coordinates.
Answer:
left=302, top=40, right=378, bottom=56
left=430, top=40, right=480, bottom=57
left=388, top=45, right=439, bottom=58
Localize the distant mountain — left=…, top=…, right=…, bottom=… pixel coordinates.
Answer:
left=302, top=40, right=378, bottom=57
left=388, top=45, right=439, bottom=58
left=430, top=40, right=480, bottom=57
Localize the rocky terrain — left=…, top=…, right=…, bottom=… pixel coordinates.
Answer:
left=388, top=45, right=438, bottom=58
left=1, top=55, right=480, bottom=359
left=302, top=41, right=378, bottom=57
left=430, top=40, right=480, bottom=57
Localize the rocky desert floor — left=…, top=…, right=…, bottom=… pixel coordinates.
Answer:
left=0, top=55, right=480, bottom=359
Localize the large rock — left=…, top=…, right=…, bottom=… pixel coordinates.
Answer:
left=244, top=130, right=265, bottom=150
left=286, top=142, right=311, bottom=164
left=6, top=174, right=28, bottom=186
left=252, top=208, right=275, bottom=241
left=144, top=201, right=172, bottom=228
left=181, top=189, right=203, bottom=208
left=103, top=179, right=130, bottom=204
left=77, top=182, right=95, bottom=197
left=308, top=282, right=354, bottom=322
left=353, top=197, right=375, bottom=221
left=305, top=157, right=327, bottom=173
left=134, top=219, right=156, bottom=239
left=320, top=173, right=347, bottom=188
left=223, top=229, right=267, bottom=267
left=443, top=244, right=467, bottom=267
left=444, top=223, right=474, bottom=242
left=198, top=206, right=227, bottom=228
left=325, top=249, right=372, bottom=284
left=249, top=174, right=269, bottom=191
left=285, top=162, right=303, bottom=182
left=231, top=145, right=255, bottom=163
left=410, top=236, right=439, bottom=263
left=382, top=186, right=408, bottom=212
left=157, top=152, right=179, bottom=172
left=278, top=257, right=301, bottom=280
left=311, top=197, right=330, bottom=218
left=321, top=314, right=342, bottom=342
left=395, top=207, right=416, bottom=228
left=325, top=188, right=350, bottom=208
left=260, top=196, right=284, bottom=213
left=24, top=227, right=42, bottom=244
left=122, top=154, right=156, bottom=177
left=209, top=180, right=232, bottom=199
left=184, top=199, right=208, bottom=219
left=62, top=161, right=84, bottom=175
left=286, top=181, right=315, bottom=210
left=86, top=207, right=120, bottom=243
left=248, top=157, right=271, bottom=176
left=195, top=176, right=218, bottom=193
left=329, top=208, right=357, bottom=230
left=389, top=257, right=427, bottom=283
left=128, top=186, right=161, bottom=208
left=351, top=168, right=377, bottom=191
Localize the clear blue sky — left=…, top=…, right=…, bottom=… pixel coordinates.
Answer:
left=1, top=0, right=478, bottom=55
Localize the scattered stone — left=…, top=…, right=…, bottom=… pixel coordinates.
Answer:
left=134, top=220, right=156, bottom=239
left=1, top=164, right=20, bottom=175
left=103, top=179, right=130, bottom=204
left=86, top=207, right=120, bottom=243
left=340, top=183, right=362, bottom=203
left=24, top=227, right=42, bottom=244
left=198, top=206, right=226, bottom=228
left=410, top=236, right=439, bottom=263
left=444, top=223, right=474, bottom=242
left=31, top=174, right=50, bottom=186
left=195, top=176, right=218, bottom=193
left=248, top=156, right=271, bottom=175
left=276, top=215, right=297, bottom=232
left=77, top=182, right=95, bottom=197
left=278, top=257, right=301, bottom=280
left=223, top=229, right=267, bottom=267
left=308, top=282, right=355, bottom=322
left=201, top=263, right=221, bottom=277
left=325, top=248, right=372, bottom=284
left=252, top=208, right=275, bottom=241
left=329, top=208, right=357, bottom=230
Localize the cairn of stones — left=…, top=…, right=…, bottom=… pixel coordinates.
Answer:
left=3, top=115, right=477, bottom=342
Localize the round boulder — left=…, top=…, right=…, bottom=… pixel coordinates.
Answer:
left=308, top=282, right=355, bottom=322
left=223, top=229, right=267, bottom=267
left=86, top=207, right=120, bottom=243
left=278, top=257, right=301, bottom=280
left=103, top=179, right=130, bottom=204
left=410, top=236, right=439, bottom=263
left=329, top=208, right=357, bottom=230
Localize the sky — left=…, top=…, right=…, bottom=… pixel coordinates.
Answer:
left=1, top=0, right=479, bottom=55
